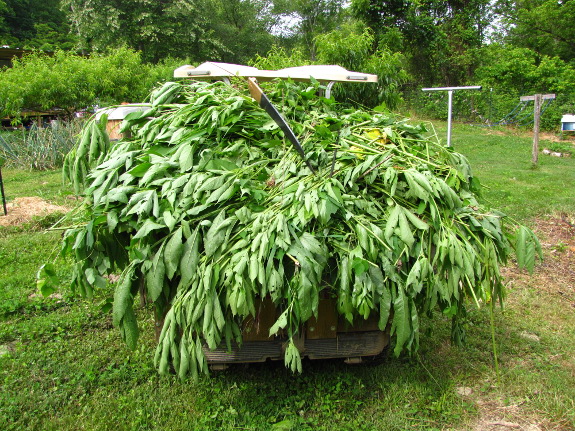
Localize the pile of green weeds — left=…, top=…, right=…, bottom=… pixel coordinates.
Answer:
left=49, top=79, right=540, bottom=378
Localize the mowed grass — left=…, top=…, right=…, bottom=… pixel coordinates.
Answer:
left=426, top=121, right=575, bottom=222
left=1, top=168, right=72, bottom=207
left=1, top=123, right=574, bottom=430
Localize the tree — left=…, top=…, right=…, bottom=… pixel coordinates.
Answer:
left=61, top=0, right=227, bottom=62
left=272, top=0, right=347, bottom=60
left=495, top=0, right=575, bottom=63
left=251, top=23, right=409, bottom=110
left=199, top=0, right=277, bottom=64
left=0, top=1, right=11, bottom=44
left=471, top=42, right=575, bottom=128
left=315, top=21, right=409, bottom=109
left=0, top=0, right=76, bottom=50
left=351, top=0, right=493, bottom=85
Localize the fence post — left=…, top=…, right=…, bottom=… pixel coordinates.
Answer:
left=519, top=93, right=555, bottom=166
left=532, top=93, right=541, bottom=165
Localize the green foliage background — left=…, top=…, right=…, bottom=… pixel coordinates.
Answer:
left=0, top=49, right=184, bottom=118
left=1, top=0, right=574, bottom=129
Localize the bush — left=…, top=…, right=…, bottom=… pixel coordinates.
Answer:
left=251, top=24, right=409, bottom=111
left=314, top=22, right=409, bottom=110
left=0, top=48, right=187, bottom=119
left=249, top=46, right=308, bottom=70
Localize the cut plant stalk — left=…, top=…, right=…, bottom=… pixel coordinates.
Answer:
left=0, top=166, right=7, bottom=215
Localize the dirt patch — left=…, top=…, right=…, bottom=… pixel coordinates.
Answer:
left=482, top=127, right=575, bottom=144
left=0, top=196, right=70, bottom=227
left=503, top=214, right=575, bottom=305
left=539, top=133, right=575, bottom=144
left=466, top=214, right=575, bottom=431
left=469, top=396, right=547, bottom=431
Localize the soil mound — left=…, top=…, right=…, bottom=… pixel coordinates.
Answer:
left=0, top=196, right=70, bottom=227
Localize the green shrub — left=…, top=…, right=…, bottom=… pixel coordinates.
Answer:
left=0, top=48, right=186, bottom=119
left=314, top=22, right=409, bottom=110
left=249, top=46, right=308, bottom=70
left=251, top=24, right=409, bottom=111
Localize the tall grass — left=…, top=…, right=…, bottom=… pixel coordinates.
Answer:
left=0, top=119, right=84, bottom=170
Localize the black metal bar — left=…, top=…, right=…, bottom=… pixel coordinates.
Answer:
left=0, top=167, right=7, bottom=215
left=247, top=77, right=315, bottom=174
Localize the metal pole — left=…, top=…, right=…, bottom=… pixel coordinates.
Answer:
left=447, top=90, right=453, bottom=147
left=421, top=86, right=481, bottom=148
left=0, top=167, right=7, bottom=216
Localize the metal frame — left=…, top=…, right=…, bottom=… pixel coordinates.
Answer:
left=422, top=86, right=482, bottom=147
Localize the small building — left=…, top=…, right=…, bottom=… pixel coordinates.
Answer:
left=0, top=47, right=33, bottom=68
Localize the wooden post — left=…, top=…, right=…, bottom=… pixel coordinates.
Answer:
left=532, top=93, right=541, bottom=164
left=519, top=93, right=555, bottom=166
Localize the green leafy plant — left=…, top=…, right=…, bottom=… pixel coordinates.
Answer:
left=56, top=79, right=541, bottom=379
left=314, top=22, right=409, bottom=110
left=0, top=120, right=84, bottom=170
left=0, top=49, right=185, bottom=119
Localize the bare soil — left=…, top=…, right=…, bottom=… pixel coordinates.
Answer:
left=0, top=196, right=70, bottom=227
left=503, top=214, right=575, bottom=306
left=483, top=127, right=575, bottom=144
left=466, top=214, right=575, bottom=431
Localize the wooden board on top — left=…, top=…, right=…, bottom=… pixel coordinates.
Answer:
left=174, top=61, right=378, bottom=83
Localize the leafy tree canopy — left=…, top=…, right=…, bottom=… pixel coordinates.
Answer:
left=496, top=0, right=575, bottom=63
left=198, top=0, right=277, bottom=64
left=0, top=0, right=76, bottom=49
left=272, top=0, right=348, bottom=60
left=61, top=0, right=227, bottom=63
left=351, top=0, right=493, bottom=85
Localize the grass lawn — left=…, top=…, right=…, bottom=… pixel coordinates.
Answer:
left=1, top=122, right=574, bottom=430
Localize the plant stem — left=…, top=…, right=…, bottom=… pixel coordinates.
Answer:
left=490, top=287, right=501, bottom=386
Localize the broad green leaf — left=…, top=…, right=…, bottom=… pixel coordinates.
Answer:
left=402, top=207, right=429, bottom=230
left=36, top=263, right=59, bottom=297
left=205, top=211, right=236, bottom=258
left=120, top=305, right=139, bottom=350
left=147, top=242, right=166, bottom=302
left=127, top=162, right=152, bottom=178
left=379, top=285, right=392, bottom=330
left=164, top=227, right=184, bottom=279
left=385, top=205, right=400, bottom=240
left=392, top=286, right=410, bottom=356
left=133, top=219, right=165, bottom=240
left=398, top=210, right=415, bottom=247
left=269, top=309, right=289, bottom=336
left=179, top=226, right=201, bottom=288
left=113, top=264, right=136, bottom=327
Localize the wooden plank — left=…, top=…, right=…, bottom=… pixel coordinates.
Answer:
left=306, top=297, right=338, bottom=339
left=242, top=296, right=278, bottom=342
left=174, top=62, right=378, bottom=83
left=532, top=93, right=541, bottom=165
left=520, top=94, right=555, bottom=101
